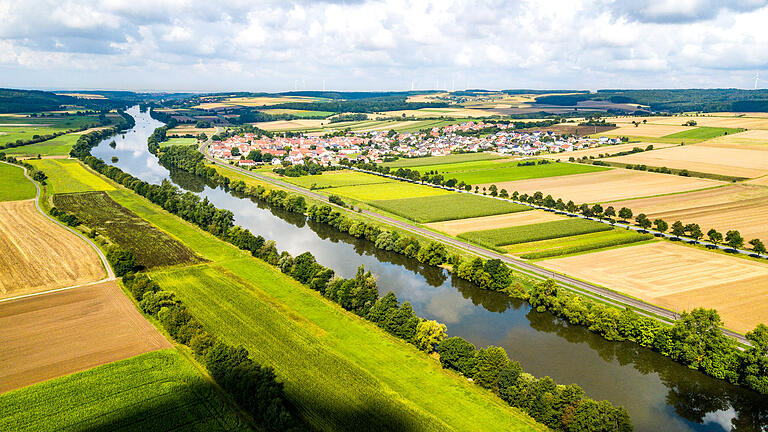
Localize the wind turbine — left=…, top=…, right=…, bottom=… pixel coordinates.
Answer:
left=755, top=72, right=760, bottom=90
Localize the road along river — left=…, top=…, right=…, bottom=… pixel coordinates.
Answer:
left=92, top=106, right=768, bottom=432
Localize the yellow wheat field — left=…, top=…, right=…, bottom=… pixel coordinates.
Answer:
left=605, top=145, right=768, bottom=178
left=425, top=210, right=564, bottom=236
left=542, top=242, right=768, bottom=334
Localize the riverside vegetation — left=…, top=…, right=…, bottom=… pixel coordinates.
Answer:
left=149, top=143, right=768, bottom=397
left=68, top=127, right=635, bottom=431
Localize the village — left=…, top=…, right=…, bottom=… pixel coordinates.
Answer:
left=207, top=120, right=623, bottom=167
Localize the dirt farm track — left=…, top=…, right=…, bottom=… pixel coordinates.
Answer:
left=0, top=281, right=170, bottom=393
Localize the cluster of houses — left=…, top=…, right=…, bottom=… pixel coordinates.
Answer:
left=207, top=122, right=621, bottom=166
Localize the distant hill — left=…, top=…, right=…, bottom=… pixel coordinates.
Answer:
left=0, top=88, right=134, bottom=113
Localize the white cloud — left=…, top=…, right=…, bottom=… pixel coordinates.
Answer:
left=0, top=0, right=767, bottom=91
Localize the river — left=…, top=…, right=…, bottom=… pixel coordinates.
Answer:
left=92, top=106, right=768, bottom=432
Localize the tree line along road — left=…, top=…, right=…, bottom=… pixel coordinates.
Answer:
left=197, top=145, right=750, bottom=346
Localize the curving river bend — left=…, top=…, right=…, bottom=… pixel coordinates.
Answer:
left=93, top=106, right=768, bottom=432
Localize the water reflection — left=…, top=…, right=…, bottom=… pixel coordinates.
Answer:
left=93, top=107, right=768, bottom=432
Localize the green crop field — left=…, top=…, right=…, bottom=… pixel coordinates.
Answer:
left=53, top=191, right=205, bottom=269
left=277, top=170, right=390, bottom=189
left=28, top=159, right=114, bottom=193
left=161, top=137, right=197, bottom=147
left=4, top=134, right=80, bottom=157
left=151, top=261, right=543, bottom=432
left=0, top=126, right=63, bottom=146
left=421, top=161, right=609, bottom=185
left=0, top=350, right=248, bottom=432
left=325, top=181, right=451, bottom=202
left=460, top=217, right=613, bottom=248
left=662, top=126, right=744, bottom=141
left=0, top=163, right=36, bottom=201
left=504, top=228, right=656, bottom=259
left=370, top=193, right=530, bottom=223
left=383, top=152, right=504, bottom=168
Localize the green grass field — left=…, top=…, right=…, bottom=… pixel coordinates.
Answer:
left=277, top=170, right=390, bottom=189
left=460, top=218, right=614, bottom=248
left=504, top=228, right=656, bottom=259
left=325, top=181, right=451, bottom=202
left=4, top=134, right=80, bottom=157
left=0, top=350, right=249, bottom=432
left=416, top=161, right=609, bottom=185
left=0, top=162, right=36, bottom=201
left=161, top=137, right=197, bottom=147
left=662, top=126, right=744, bottom=141
left=151, top=261, right=542, bottom=432
left=28, top=159, right=115, bottom=194
left=382, top=152, right=504, bottom=168
left=0, top=126, right=64, bottom=146
left=370, top=193, right=530, bottom=223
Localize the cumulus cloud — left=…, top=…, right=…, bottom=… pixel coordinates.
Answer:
left=0, top=0, right=766, bottom=91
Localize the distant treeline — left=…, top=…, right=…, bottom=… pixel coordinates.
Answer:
left=533, top=89, right=768, bottom=112
left=0, top=88, right=132, bottom=113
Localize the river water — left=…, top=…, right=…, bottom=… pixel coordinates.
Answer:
left=93, top=106, right=767, bottom=432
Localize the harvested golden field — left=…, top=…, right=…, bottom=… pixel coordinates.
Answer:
left=541, top=142, right=675, bottom=160
left=425, top=210, right=563, bottom=236
left=697, top=130, right=768, bottom=150
left=54, top=92, right=107, bottom=99
left=542, top=242, right=768, bottom=334
left=0, top=281, right=170, bottom=393
left=0, top=200, right=104, bottom=298
left=380, top=107, right=502, bottom=118
left=603, top=124, right=694, bottom=137
left=607, top=184, right=768, bottom=241
left=746, top=175, right=768, bottom=186
left=605, top=144, right=768, bottom=178
left=484, top=169, right=722, bottom=203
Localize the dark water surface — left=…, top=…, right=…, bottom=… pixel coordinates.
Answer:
left=93, top=107, right=768, bottom=432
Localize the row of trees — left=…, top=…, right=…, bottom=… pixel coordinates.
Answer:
left=122, top=274, right=295, bottom=430
left=147, top=131, right=768, bottom=396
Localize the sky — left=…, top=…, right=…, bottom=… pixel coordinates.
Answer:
left=1, top=0, right=767, bottom=92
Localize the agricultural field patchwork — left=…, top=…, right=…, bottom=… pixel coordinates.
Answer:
left=0, top=163, right=36, bottom=201
left=606, top=184, right=768, bottom=243
left=0, top=281, right=170, bottom=393
left=604, top=144, right=768, bottom=178
left=151, top=261, right=543, bottom=432
left=541, top=242, right=768, bottom=334
left=540, top=142, right=676, bottom=160
left=697, top=129, right=768, bottom=150
left=504, top=228, right=656, bottom=259
left=324, top=180, right=451, bottom=202
left=0, top=349, right=246, bottom=431
left=53, top=192, right=205, bottom=269
left=424, top=161, right=609, bottom=185
left=425, top=209, right=564, bottom=236
left=371, top=193, right=530, bottom=223
left=661, top=126, right=743, bottom=141
left=459, top=218, right=613, bottom=248
left=274, top=170, right=390, bottom=189
left=601, top=124, right=694, bottom=138
left=490, top=168, right=724, bottom=203
left=0, top=200, right=104, bottom=298
left=614, top=115, right=768, bottom=130
left=28, top=159, right=114, bottom=194
left=382, top=152, right=504, bottom=168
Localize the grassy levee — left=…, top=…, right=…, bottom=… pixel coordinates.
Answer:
left=370, top=193, right=530, bottom=223
left=0, top=162, right=36, bottom=201
left=460, top=218, right=614, bottom=248
left=151, top=262, right=543, bottom=432
left=0, top=349, right=248, bottom=432
left=99, top=177, right=544, bottom=430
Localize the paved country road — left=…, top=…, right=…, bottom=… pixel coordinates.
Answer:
left=0, top=160, right=115, bottom=304
left=198, top=147, right=750, bottom=346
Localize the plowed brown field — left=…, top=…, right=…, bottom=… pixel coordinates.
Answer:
left=542, top=242, right=768, bottom=333
left=0, top=200, right=104, bottom=298
left=0, top=281, right=170, bottom=393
